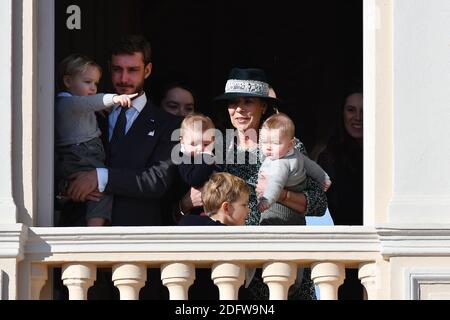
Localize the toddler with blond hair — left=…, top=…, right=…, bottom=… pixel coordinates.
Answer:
left=55, top=53, right=137, bottom=226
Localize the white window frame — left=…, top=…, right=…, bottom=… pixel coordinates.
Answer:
left=36, top=0, right=390, bottom=227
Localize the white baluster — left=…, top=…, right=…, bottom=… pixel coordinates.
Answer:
left=358, top=262, right=377, bottom=300
left=161, top=263, right=195, bottom=300
left=112, top=263, right=147, bottom=300
left=311, top=262, right=345, bottom=300
left=262, top=262, right=296, bottom=300
left=61, top=263, right=96, bottom=300
left=211, top=262, right=245, bottom=300
left=30, top=264, right=48, bottom=300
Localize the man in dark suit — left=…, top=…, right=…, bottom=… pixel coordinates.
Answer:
left=53, top=35, right=178, bottom=300
left=66, top=34, right=181, bottom=226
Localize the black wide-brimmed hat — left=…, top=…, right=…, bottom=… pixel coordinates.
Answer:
left=214, top=68, right=280, bottom=105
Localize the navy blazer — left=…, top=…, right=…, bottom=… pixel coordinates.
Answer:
left=105, top=100, right=181, bottom=226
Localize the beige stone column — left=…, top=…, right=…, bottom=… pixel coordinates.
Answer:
left=61, top=263, right=96, bottom=300
left=161, top=262, right=195, bottom=300
left=211, top=262, right=245, bottom=300
left=30, top=264, right=48, bottom=300
left=262, top=262, right=296, bottom=300
left=112, top=263, right=147, bottom=300
left=311, top=262, right=345, bottom=300
left=358, top=262, right=377, bottom=300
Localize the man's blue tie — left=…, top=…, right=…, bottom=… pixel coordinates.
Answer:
left=110, top=107, right=127, bottom=150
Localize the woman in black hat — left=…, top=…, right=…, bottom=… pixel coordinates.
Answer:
left=202, top=67, right=327, bottom=299
left=180, top=68, right=327, bottom=227
left=213, top=68, right=328, bottom=227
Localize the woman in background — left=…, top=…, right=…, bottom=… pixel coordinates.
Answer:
left=158, top=81, right=195, bottom=117
left=318, top=86, right=363, bottom=226
left=317, top=85, right=364, bottom=300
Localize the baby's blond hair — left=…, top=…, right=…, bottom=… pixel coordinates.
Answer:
left=202, top=172, right=250, bottom=214
left=261, top=112, right=295, bottom=139
left=180, top=113, right=216, bottom=143
left=181, top=113, right=215, bottom=131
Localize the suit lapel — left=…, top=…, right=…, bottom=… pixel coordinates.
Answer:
left=121, top=102, right=162, bottom=153
left=106, top=101, right=166, bottom=165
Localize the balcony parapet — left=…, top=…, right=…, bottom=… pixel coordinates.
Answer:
left=0, top=224, right=27, bottom=260
left=19, top=224, right=450, bottom=300
left=378, top=224, right=450, bottom=258
left=22, top=226, right=383, bottom=300
left=25, top=226, right=380, bottom=264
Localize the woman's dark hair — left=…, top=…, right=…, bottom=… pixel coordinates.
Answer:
left=155, top=81, right=196, bottom=107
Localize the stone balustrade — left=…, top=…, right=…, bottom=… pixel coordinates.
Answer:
left=61, top=263, right=96, bottom=300
left=29, top=260, right=378, bottom=300
left=211, top=262, right=245, bottom=300
left=22, top=226, right=381, bottom=300
left=112, top=263, right=147, bottom=300
left=161, top=262, right=195, bottom=300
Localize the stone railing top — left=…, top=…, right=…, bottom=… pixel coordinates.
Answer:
left=0, top=224, right=28, bottom=260
left=25, top=226, right=380, bottom=266
left=377, top=224, right=450, bottom=257
left=12, top=224, right=450, bottom=264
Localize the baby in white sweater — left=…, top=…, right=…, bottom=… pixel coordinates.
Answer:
left=257, top=113, right=331, bottom=224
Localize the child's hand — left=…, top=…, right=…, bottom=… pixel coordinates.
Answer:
left=256, top=171, right=268, bottom=197
left=113, top=93, right=139, bottom=108
left=257, top=198, right=270, bottom=212
left=322, top=179, right=332, bottom=192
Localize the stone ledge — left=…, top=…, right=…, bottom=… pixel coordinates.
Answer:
left=378, top=225, right=450, bottom=257
left=0, top=224, right=28, bottom=260
left=25, top=226, right=380, bottom=265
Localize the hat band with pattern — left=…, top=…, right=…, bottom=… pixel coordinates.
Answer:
left=224, top=79, right=269, bottom=96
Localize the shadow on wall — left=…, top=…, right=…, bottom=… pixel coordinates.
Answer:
left=0, top=269, right=8, bottom=300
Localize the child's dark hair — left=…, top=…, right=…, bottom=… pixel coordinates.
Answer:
left=57, top=54, right=102, bottom=92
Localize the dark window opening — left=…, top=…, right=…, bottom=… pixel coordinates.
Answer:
left=54, top=0, right=363, bottom=299
left=55, top=0, right=362, bottom=153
